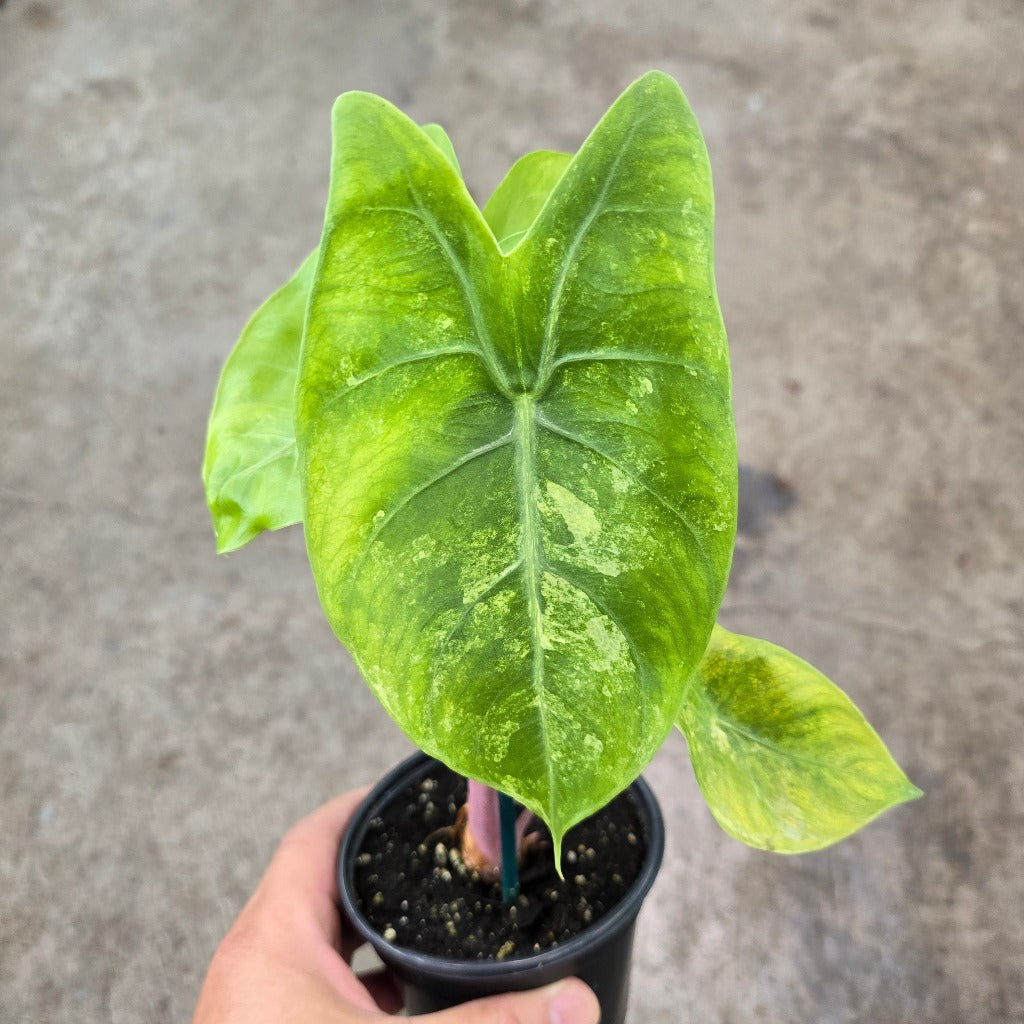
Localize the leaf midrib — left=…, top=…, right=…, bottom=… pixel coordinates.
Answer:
left=218, top=439, right=297, bottom=483
left=694, top=686, right=849, bottom=776
left=513, top=395, right=556, bottom=820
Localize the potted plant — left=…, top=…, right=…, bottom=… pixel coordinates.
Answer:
left=203, top=71, right=920, bottom=1022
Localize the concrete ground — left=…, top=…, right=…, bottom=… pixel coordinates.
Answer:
left=2, top=1, right=1022, bottom=1021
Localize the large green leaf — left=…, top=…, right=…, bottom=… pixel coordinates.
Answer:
left=203, top=250, right=316, bottom=554
left=678, top=626, right=922, bottom=852
left=297, top=72, right=736, bottom=848
left=203, top=126, right=462, bottom=554
left=483, top=149, right=572, bottom=252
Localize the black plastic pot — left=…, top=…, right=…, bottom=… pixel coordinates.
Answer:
left=337, top=752, right=665, bottom=1023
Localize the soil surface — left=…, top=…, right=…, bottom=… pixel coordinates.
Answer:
left=352, top=767, right=647, bottom=960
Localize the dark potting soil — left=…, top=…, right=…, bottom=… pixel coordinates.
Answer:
left=352, top=766, right=647, bottom=961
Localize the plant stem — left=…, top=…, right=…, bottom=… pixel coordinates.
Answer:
left=466, top=779, right=502, bottom=868
left=465, top=779, right=529, bottom=903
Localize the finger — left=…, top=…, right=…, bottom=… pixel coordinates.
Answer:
left=424, top=978, right=600, bottom=1024
left=255, top=787, right=370, bottom=943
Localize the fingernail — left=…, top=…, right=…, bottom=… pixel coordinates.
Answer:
left=547, top=979, right=600, bottom=1024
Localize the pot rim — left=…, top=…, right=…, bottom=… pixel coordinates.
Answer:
left=337, top=751, right=665, bottom=980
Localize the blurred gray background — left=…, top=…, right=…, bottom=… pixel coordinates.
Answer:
left=2, top=1, right=1022, bottom=1021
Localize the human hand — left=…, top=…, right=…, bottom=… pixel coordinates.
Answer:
left=192, top=788, right=601, bottom=1023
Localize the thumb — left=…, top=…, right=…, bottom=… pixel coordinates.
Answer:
left=424, top=978, right=600, bottom=1024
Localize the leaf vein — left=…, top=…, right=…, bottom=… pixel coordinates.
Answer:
left=220, top=441, right=296, bottom=484
left=319, top=347, right=484, bottom=413
left=537, top=118, right=643, bottom=382
left=386, top=192, right=514, bottom=398
left=538, top=562, right=648, bottom=740
left=534, top=413, right=714, bottom=571
left=697, top=688, right=847, bottom=775
left=347, top=431, right=514, bottom=585
left=550, top=350, right=722, bottom=393
left=442, top=559, right=524, bottom=646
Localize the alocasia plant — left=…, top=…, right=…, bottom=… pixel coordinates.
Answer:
left=204, top=71, right=919, bottom=878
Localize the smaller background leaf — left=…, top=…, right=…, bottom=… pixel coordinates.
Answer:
left=678, top=626, right=921, bottom=852
left=203, top=250, right=316, bottom=553
left=203, top=125, right=456, bottom=556
left=420, top=123, right=462, bottom=177
left=482, top=149, right=572, bottom=252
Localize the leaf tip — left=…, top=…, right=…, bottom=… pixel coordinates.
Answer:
left=629, top=68, right=685, bottom=104
left=214, top=533, right=241, bottom=556
left=550, top=831, right=566, bottom=882
left=636, top=68, right=679, bottom=88
left=900, top=779, right=925, bottom=803
left=212, top=515, right=249, bottom=555
left=330, top=89, right=403, bottom=141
